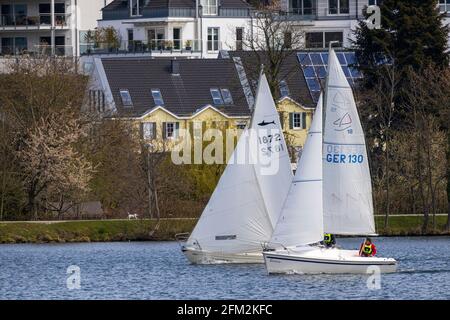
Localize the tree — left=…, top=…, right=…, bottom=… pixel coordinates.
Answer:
left=353, top=0, right=449, bottom=84
left=357, top=61, right=400, bottom=229
left=0, top=57, right=92, bottom=219
left=239, top=0, right=305, bottom=99
left=353, top=1, right=450, bottom=229
left=84, top=27, right=122, bottom=53
left=16, top=115, right=93, bottom=219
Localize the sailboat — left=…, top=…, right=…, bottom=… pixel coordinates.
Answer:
left=181, top=72, right=293, bottom=264
left=263, top=45, right=397, bottom=274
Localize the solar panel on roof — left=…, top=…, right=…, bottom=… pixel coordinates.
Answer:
left=297, top=51, right=362, bottom=102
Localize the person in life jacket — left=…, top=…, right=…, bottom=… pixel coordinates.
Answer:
left=359, top=238, right=377, bottom=257
left=321, top=233, right=336, bottom=248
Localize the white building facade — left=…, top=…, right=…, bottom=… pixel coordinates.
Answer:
left=97, top=0, right=252, bottom=58
left=282, top=0, right=450, bottom=49
left=0, top=0, right=113, bottom=57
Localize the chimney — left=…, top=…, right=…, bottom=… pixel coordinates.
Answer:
left=171, top=59, right=180, bottom=76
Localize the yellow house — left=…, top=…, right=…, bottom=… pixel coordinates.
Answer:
left=277, top=96, right=315, bottom=150
left=88, top=55, right=317, bottom=153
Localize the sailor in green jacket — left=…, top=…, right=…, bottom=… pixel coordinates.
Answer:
left=322, top=233, right=336, bottom=248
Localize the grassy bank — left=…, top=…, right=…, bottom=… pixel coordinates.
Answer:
left=0, top=219, right=197, bottom=244
left=0, top=216, right=448, bottom=244
left=375, top=215, right=449, bottom=236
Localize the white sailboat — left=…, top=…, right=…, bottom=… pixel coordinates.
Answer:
left=181, top=72, right=293, bottom=264
left=263, top=46, right=397, bottom=274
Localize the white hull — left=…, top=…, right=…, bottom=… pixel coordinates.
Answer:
left=182, top=247, right=264, bottom=264
left=263, top=246, right=397, bottom=274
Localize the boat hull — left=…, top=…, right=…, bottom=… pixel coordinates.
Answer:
left=263, top=247, right=397, bottom=274
left=182, top=247, right=264, bottom=264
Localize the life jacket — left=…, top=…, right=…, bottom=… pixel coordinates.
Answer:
left=363, top=243, right=373, bottom=255
left=324, top=233, right=332, bottom=244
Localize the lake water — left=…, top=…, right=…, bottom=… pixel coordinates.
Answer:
left=0, top=237, right=449, bottom=300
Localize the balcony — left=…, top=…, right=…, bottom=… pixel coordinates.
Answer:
left=285, top=0, right=362, bottom=21
left=0, top=44, right=73, bottom=56
left=80, top=39, right=205, bottom=57
left=0, top=13, right=70, bottom=30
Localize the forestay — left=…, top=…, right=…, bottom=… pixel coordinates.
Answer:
left=270, top=95, right=324, bottom=247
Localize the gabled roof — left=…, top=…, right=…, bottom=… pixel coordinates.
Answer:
left=224, top=51, right=316, bottom=109
left=101, top=58, right=252, bottom=118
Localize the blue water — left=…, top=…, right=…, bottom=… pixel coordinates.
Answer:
left=0, top=237, right=449, bottom=300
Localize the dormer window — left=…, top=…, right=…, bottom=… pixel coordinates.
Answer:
left=119, top=89, right=133, bottom=107
left=210, top=88, right=234, bottom=106
left=151, top=89, right=164, bottom=106
left=220, top=89, right=233, bottom=105
left=210, top=88, right=223, bottom=105
left=130, top=0, right=144, bottom=16
left=202, top=0, right=218, bottom=16
left=279, top=80, right=290, bottom=98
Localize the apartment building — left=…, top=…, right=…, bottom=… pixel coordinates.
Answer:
left=0, top=0, right=113, bottom=57
left=283, top=0, right=450, bottom=49
left=96, top=0, right=252, bottom=58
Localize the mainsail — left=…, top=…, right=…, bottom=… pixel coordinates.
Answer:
left=322, top=48, right=376, bottom=235
left=270, top=95, right=324, bottom=247
left=186, top=73, right=292, bottom=254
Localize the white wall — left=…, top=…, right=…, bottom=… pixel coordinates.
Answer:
left=201, top=17, right=250, bottom=57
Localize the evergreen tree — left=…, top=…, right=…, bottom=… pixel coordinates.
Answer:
left=353, top=0, right=449, bottom=85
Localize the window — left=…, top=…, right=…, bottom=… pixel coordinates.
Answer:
left=128, top=29, right=134, bottom=42
left=39, top=3, right=65, bottom=25
left=306, top=31, right=343, bottom=48
left=1, top=37, right=27, bottom=55
left=236, top=27, right=243, bottom=51
left=328, top=0, right=349, bottom=15
left=89, top=90, right=105, bottom=112
left=130, top=0, right=144, bottom=16
left=173, top=28, right=181, bottom=50
left=207, top=28, right=219, bottom=52
left=1, top=4, right=27, bottom=26
left=151, top=89, right=164, bottom=106
left=236, top=121, right=247, bottom=130
left=291, top=0, right=313, bottom=15
left=165, top=122, right=179, bottom=139
left=142, top=122, right=155, bottom=140
left=369, top=0, right=382, bottom=5
left=119, top=89, right=133, bottom=107
left=439, top=0, right=450, bottom=13
left=193, top=121, right=203, bottom=139
left=279, top=80, right=290, bottom=98
left=220, top=89, right=233, bottom=105
left=325, top=32, right=343, bottom=48
left=284, top=32, right=292, bottom=49
left=210, top=88, right=233, bottom=105
left=210, top=88, right=224, bottom=105
left=202, top=0, right=218, bottom=15
left=290, top=113, right=307, bottom=130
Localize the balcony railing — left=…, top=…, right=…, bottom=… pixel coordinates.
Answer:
left=0, top=45, right=73, bottom=57
left=0, top=14, right=70, bottom=28
left=80, top=39, right=205, bottom=55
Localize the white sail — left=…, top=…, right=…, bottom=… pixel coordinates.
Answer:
left=250, top=73, right=293, bottom=228
left=323, top=48, right=375, bottom=235
left=270, top=95, right=324, bottom=247
left=186, top=73, right=292, bottom=254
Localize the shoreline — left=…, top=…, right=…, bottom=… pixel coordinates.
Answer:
left=0, top=216, right=448, bottom=244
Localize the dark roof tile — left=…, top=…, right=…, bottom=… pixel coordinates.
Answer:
left=102, top=58, right=251, bottom=118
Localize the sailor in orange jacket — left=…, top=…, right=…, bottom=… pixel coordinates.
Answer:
left=359, top=237, right=377, bottom=257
